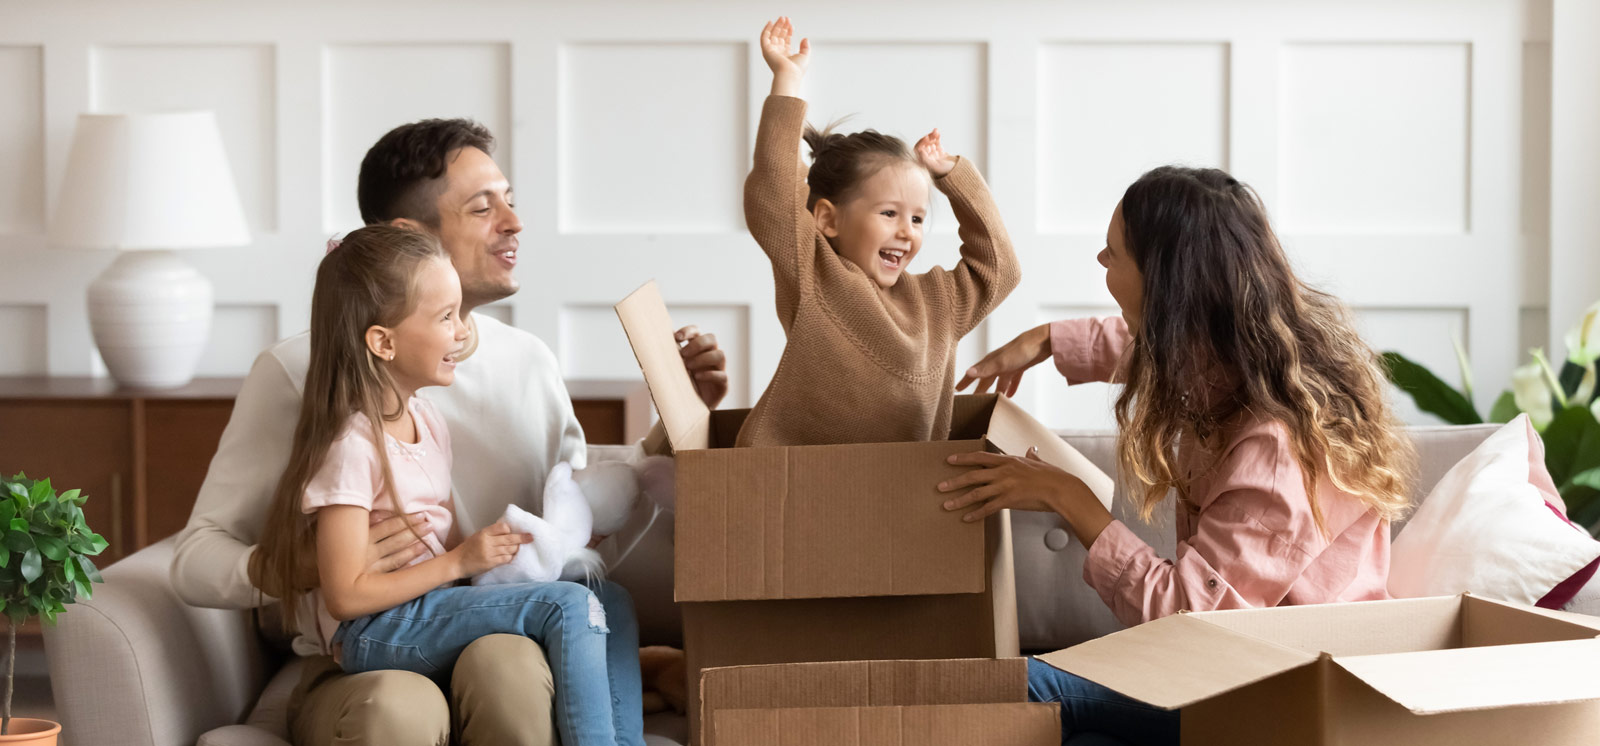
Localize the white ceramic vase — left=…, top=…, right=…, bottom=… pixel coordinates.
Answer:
left=87, top=250, right=213, bottom=389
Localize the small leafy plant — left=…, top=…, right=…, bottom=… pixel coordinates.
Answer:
left=0, top=473, right=106, bottom=735
left=1384, top=300, right=1600, bottom=532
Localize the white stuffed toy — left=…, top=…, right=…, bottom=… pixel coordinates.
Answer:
left=473, top=455, right=674, bottom=587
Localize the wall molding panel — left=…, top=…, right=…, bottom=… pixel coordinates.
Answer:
left=0, top=0, right=1553, bottom=428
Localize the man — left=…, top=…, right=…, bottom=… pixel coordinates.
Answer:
left=171, top=118, right=726, bottom=745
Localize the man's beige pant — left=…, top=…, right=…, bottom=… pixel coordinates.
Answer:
left=287, top=634, right=556, bottom=745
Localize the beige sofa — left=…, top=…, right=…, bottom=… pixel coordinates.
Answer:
left=44, top=425, right=1508, bottom=746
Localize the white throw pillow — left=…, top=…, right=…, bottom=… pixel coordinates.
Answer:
left=1389, top=415, right=1600, bottom=605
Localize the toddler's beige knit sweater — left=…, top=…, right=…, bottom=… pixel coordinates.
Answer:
left=735, top=95, right=1020, bottom=447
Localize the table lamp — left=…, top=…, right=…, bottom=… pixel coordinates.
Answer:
left=47, top=111, right=250, bottom=388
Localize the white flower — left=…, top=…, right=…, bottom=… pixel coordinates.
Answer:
left=1513, top=361, right=1555, bottom=430
left=1567, top=300, right=1600, bottom=366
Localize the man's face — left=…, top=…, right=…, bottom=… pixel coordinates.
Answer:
left=431, top=146, right=522, bottom=311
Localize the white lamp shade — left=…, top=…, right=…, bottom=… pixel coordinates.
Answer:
left=48, top=111, right=251, bottom=250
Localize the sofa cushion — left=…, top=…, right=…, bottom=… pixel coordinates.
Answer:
left=1389, top=416, right=1600, bottom=606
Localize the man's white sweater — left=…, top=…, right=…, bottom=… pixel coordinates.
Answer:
left=169, top=314, right=588, bottom=623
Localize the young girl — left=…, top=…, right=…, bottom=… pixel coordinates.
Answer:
left=252, top=225, right=644, bottom=746
left=737, top=17, right=1021, bottom=447
left=941, top=166, right=1417, bottom=745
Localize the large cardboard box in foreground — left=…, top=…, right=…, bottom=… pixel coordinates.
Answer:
left=1036, top=594, right=1600, bottom=745
left=701, top=658, right=1058, bottom=746
left=615, top=281, right=1112, bottom=744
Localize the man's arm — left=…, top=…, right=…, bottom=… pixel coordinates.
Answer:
left=170, top=347, right=302, bottom=609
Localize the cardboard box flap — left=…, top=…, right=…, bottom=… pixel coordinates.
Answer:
left=615, top=280, right=711, bottom=452
left=1332, top=638, right=1600, bottom=714
left=700, top=659, right=1027, bottom=714
left=1034, top=613, right=1317, bottom=710
left=985, top=396, right=1114, bottom=510
left=714, top=703, right=1059, bottom=746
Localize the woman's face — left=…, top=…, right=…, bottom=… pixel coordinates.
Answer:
left=1097, top=201, right=1145, bottom=329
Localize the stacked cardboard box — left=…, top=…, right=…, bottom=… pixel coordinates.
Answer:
left=700, top=658, right=1058, bottom=746
left=1036, top=593, right=1600, bottom=745
left=616, top=281, right=1113, bottom=745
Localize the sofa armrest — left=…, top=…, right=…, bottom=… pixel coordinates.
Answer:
left=43, top=538, right=282, bottom=746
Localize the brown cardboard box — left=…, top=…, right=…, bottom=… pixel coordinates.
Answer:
left=701, top=658, right=1058, bottom=746
left=614, top=281, right=1112, bottom=744
left=1036, top=594, right=1600, bottom=745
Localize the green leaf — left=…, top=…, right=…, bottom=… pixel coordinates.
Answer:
left=20, top=549, right=42, bottom=583
left=1489, top=391, right=1521, bottom=424
left=1542, top=406, right=1600, bottom=485
left=28, top=478, right=51, bottom=505
left=59, top=489, right=81, bottom=505
left=1382, top=352, right=1483, bottom=425
left=86, top=533, right=108, bottom=555
left=9, top=517, right=26, bottom=532
left=3, top=531, right=34, bottom=553
left=8, top=483, right=26, bottom=499
left=1561, top=360, right=1587, bottom=399
left=63, top=556, right=77, bottom=583
left=76, top=555, right=102, bottom=584
left=1572, top=467, right=1600, bottom=493
left=35, top=535, right=66, bottom=562
left=0, top=501, right=14, bottom=527
left=74, top=576, right=92, bottom=599
left=0, top=550, right=7, bottom=568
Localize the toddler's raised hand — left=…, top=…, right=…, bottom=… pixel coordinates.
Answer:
left=916, top=129, right=957, bottom=178
left=451, top=520, right=529, bottom=579
left=761, top=16, right=810, bottom=92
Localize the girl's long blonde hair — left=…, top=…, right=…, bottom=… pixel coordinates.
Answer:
left=1112, top=166, right=1416, bottom=534
left=251, top=225, right=447, bottom=629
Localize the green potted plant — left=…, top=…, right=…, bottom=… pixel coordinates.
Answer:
left=0, top=473, right=106, bottom=743
left=1384, top=300, right=1600, bottom=532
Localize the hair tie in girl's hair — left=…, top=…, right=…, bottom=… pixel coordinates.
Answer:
left=325, top=236, right=342, bottom=255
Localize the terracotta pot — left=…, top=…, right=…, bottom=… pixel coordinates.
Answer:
left=0, top=719, right=60, bottom=745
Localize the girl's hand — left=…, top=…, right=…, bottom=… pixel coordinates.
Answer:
left=938, top=448, right=1114, bottom=546
left=957, top=323, right=1053, bottom=397
left=450, top=521, right=531, bottom=578
left=915, top=129, right=957, bottom=178
left=760, top=16, right=810, bottom=95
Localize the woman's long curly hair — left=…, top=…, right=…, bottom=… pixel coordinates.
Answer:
left=1112, top=166, right=1416, bottom=534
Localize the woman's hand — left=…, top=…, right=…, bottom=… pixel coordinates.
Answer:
left=449, top=521, right=531, bottom=579
left=915, top=129, right=957, bottom=178
left=957, top=323, right=1053, bottom=397
left=760, top=16, right=810, bottom=96
left=939, top=448, right=1113, bottom=546
left=364, top=512, right=432, bottom=574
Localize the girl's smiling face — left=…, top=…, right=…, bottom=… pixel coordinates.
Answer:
left=815, top=161, right=930, bottom=289
left=379, top=257, right=470, bottom=392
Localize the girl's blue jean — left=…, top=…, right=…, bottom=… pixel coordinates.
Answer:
left=1027, top=658, right=1179, bottom=746
left=335, top=579, right=644, bottom=746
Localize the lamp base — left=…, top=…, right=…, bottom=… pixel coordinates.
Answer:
left=88, top=251, right=213, bottom=389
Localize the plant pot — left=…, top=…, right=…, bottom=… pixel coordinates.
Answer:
left=0, top=719, right=60, bottom=745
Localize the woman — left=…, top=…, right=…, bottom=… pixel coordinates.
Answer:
left=940, top=166, right=1417, bottom=745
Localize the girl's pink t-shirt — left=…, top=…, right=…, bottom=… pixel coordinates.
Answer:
left=1050, top=316, right=1393, bottom=627
left=301, top=397, right=454, bottom=565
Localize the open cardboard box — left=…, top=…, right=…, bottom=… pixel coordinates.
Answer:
left=615, top=281, right=1112, bottom=744
left=1036, top=593, right=1600, bottom=745
left=702, top=659, right=1057, bottom=746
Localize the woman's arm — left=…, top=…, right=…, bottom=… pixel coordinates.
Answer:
left=958, top=316, right=1131, bottom=397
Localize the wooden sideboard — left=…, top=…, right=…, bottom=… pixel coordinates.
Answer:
left=0, top=375, right=650, bottom=641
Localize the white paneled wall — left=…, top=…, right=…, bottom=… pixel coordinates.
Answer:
left=0, top=0, right=1557, bottom=429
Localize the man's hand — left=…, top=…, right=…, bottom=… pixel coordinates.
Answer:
left=676, top=325, right=729, bottom=408
left=365, top=512, right=433, bottom=573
